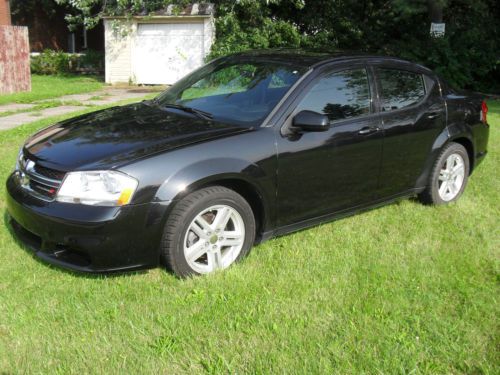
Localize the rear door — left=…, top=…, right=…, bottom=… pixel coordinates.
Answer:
left=372, top=63, right=446, bottom=197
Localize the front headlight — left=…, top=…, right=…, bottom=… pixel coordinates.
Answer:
left=56, top=171, right=138, bottom=206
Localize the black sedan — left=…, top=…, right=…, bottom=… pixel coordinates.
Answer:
left=6, top=50, right=489, bottom=277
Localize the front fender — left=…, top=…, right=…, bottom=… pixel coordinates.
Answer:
left=153, top=157, right=275, bottom=236
left=120, top=128, right=278, bottom=234
left=155, top=157, right=268, bottom=202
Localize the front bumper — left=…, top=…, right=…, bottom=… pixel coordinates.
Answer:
left=6, top=173, right=169, bottom=273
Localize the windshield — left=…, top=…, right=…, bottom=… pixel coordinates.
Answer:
left=155, top=58, right=307, bottom=126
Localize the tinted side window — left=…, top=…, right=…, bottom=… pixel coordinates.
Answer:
left=378, top=69, right=426, bottom=111
left=296, top=68, right=371, bottom=123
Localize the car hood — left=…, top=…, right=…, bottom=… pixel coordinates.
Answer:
left=23, top=102, right=252, bottom=171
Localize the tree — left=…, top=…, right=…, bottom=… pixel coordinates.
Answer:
left=14, top=0, right=500, bottom=92
left=428, top=0, right=445, bottom=22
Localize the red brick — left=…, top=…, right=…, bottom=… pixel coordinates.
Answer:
left=0, top=0, right=11, bottom=26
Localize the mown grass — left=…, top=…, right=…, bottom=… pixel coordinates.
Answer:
left=0, top=75, right=104, bottom=105
left=0, top=101, right=498, bottom=374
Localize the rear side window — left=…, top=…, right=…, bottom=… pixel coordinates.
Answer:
left=296, top=68, right=371, bottom=123
left=378, top=69, right=425, bottom=111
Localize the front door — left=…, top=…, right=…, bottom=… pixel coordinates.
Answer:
left=276, top=65, right=383, bottom=227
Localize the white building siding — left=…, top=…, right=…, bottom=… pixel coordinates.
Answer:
left=104, top=16, right=214, bottom=85
left=203, top=17, right=215, bottom=57
left=104, top=20, right=136, bottom=84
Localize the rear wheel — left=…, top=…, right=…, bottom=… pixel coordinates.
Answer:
left=419, top=142, right=469, bottom=205
left=161, top=186, right=256, bottom=278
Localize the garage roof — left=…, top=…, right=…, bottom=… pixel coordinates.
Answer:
left=104, top=3, right=215, bottom=18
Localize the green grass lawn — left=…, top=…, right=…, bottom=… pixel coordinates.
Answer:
left=0, top=102, right=498, bottom=374
left=0, top=75, right=104, bottom=105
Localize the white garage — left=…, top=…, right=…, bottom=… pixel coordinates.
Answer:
left=104, top=3, right=215, bottom=85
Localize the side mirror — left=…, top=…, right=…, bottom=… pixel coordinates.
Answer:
left=292, top=110, right=330, bottom=132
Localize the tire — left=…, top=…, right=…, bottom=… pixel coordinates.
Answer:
left=418, top=142, right=469, bottom=205
left=160, top=186, right=256, bottom=278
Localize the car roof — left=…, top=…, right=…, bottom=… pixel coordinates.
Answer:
left=227, top=48, right=431, bottom=72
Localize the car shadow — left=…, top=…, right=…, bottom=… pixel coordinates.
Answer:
left=2, top=209, right=149, bottom=280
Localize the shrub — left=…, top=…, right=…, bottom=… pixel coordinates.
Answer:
left=31, top=49, right=104, bottom=75
left=78, top=50, right=104, bottom=72
left=30, top=50, right=76, bottom=75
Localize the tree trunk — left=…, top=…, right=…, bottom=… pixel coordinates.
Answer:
left=428, top=0, right=444, bottom=23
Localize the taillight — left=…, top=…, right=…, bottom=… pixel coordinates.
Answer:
left=481, top=100, right=488, bottom=124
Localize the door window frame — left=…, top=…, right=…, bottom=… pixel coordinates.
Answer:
left=270, top=60, right=380, bottom=134
left=370, top=61, right=438, bottom=115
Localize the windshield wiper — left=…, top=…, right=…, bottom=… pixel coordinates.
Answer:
left=161, top=103, right=213, bottom=120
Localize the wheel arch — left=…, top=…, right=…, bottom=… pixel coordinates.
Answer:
left=415, top=126, right=475, bottom=189
left=196, top=178, right=266, bottom=241
left=153, top=157, right=274, bottom=243
left=163, top=176, right=268, bottom=244
left=448, top=136, right=475, bottom=173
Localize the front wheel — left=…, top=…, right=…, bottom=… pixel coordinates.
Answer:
left=160, top=186, right=256, bottom=278
left=419, top=142, right=469, bottom=205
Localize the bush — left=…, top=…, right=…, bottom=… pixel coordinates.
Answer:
left=78, top=50, right=104, bottom=72
left=31, top=49, right=104, bottom=75
left=30, top=50, right=75, bottom=75
left=204, top=0, right=500, bottom=94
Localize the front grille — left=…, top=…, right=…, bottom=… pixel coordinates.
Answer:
left=19, top=156, right=65, bottom=201
left=34, top=164, right=66, bottom=181
left=29, top=179, right=57, bottom=198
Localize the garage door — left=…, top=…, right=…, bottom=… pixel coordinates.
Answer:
left=135, top=23, right=205, bottom=85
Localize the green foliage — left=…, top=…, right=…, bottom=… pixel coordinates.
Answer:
left=10, top=0, right=60, bottom=18
left=387, top=0, right=500, bottom=92
left=79, top=49, right=104, bottom=70
left=30, top=49, right=76, bottom=75
left=32, top=0, right=500, bottom=92
left=30, top=50, right=104, bottom=75
left=207, top=0, right=302, bottom=58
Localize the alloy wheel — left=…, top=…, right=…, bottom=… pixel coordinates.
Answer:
left=437, top=153, right=465, bottom=201
left=183, top=205, right=245, bottom=274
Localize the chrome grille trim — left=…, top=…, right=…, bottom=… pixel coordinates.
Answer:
left=25, top=162, right=62, bottom=188
left=18, top=178, right=55, bottom=202
left=18, top=155, right=65, bottom=201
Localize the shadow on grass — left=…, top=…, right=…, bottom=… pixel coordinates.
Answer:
left=269, top=194, right=424, bottom=239
left=2, top=209, right=149, bottom=280
left=49, top=73, right=105, bottom=82
left=1, top=194, right=429, bottom=281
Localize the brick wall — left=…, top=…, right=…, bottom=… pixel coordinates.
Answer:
left=11, top=2, right=104, bottom=53
left=0, top=0, right=11, bottom=26
left=0, top=25, right=31, bottom=94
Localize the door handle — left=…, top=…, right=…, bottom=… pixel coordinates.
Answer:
left=358, top=126, right=380, bottom=135
left=426, top=112, right=441, bottom=119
